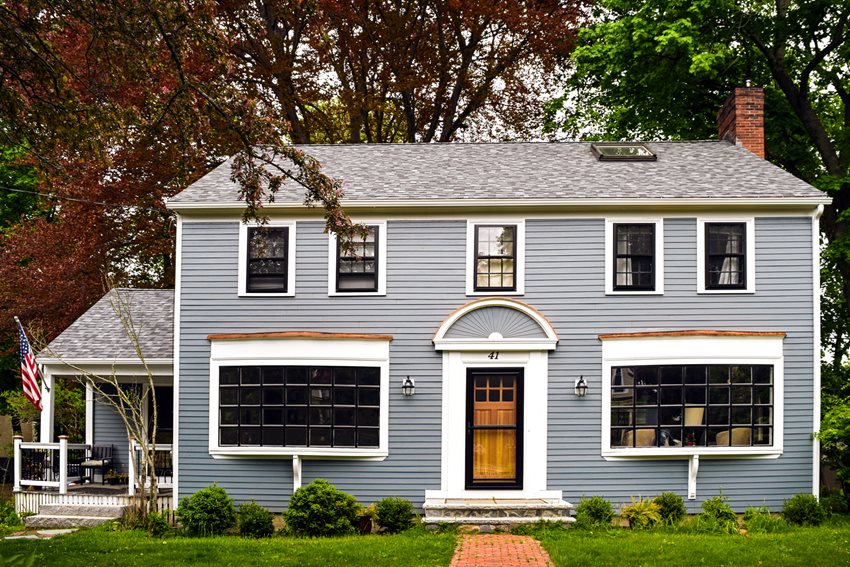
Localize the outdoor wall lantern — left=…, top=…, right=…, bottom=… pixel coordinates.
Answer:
left=402, top=376, right=416, bottom=397
left=574, top=376, right=588, bottom=398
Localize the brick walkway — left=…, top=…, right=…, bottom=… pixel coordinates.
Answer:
left=450, top=534, right=552, bottom=567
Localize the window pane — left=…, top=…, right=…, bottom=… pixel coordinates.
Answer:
left=357, top=429, right=379, bottom=447
left=219, top=388, right=238, bottom=406
left=708, top=366, right=729, bottom=384
left=334, top=429, right=356, bottom=447
left=286, top=367, right=308, bottom=384
left=220, top=367, right=239, bottom=385
left=220, top=408, right=238, bottom=425
left=286, top=408, right=307, bottom=426
left=358, top=408, right=380, bottom=427
left=263, top=367, right=284, bottom=385
left=263, top=427, right=284, bottom=446
left=335, top=388, right=356, bottom=406
left=286, top=428, right=307, bottom=446
left=335, top=408, right=356, bottom=426
left=660, top=367, right=682, bottom=384
left=659, top=389, right=682, bottom=405
left=335, top=368, right=356, bottom=385
left=707, top=407, right=729, bottom=426
left=263, top=387, right=283, bottom=406
left=309, top=408, right=332, bottom=426
left=241, top=367, right=261, bottom=385
left=709, top=386, right=729, bottom=405
left=358, top=368, right=380, bottom=386
left=310, top=428, right=332, bottom=446
left=263, top=409, right=283, bottom=426
left=356, top=388, right=378, bottom=406
left=240, top=428, right=261, bottom=446
left=660, top=407, right=681, bottom=426
left=311, top=368, right=332, bottom=384
left=220, top=428, right=238, bottom=446
left=240, top=388, right=260, bottom=405
left=240, top=408, right=260, bottom=426
left=286, top=387, right=308, bottom=405
left=612, top=409, right=634, bottom=426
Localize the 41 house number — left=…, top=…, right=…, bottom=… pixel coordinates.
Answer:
left=488, top=351, right=499, bottom=360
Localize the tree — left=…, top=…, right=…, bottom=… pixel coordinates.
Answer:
left=42, top=287, right=164, bottom=517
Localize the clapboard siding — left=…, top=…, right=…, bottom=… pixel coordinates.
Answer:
left=177, top=216, right=815, bottom=511
left=92, top=388, right=129, bottom=475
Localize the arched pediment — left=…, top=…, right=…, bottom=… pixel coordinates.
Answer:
left=433, top=298, right=558, bottom=351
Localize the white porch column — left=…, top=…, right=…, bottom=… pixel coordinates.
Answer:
left=13, top=435, right=22, bottom=492
left=292, top=455, right=302, bottom=493
left=39, top=368, right=54, bottom=443
left=128, top=437, right=136, bottom=497
left=58, top=435, right=68, bottom=495
left=85, top=381, right=94, bottom=446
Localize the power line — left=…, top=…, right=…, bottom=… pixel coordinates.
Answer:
left=0, top=184, right=168, bottom=213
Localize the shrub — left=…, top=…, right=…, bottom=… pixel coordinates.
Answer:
left=693, top=495, right=738, bottom=535
left=743, top=506, right=789, bottom=533
left=147, top=512, right=170, bottom=538
left=821, top=491, right=849, bottom=516
left=0, top=500, right=23, bottom=535
left=176, top=484, right=237, bottom=536
left=654, top=492, right=686, bottom=525
left=283, top=479, right=360, bottom=537
left=375, top=497, right=415, bottom=534
left=574, top=496, right=614, bottom=529
left=238, top=501, right=274, bottom=538
left=620, top=496, right=661, bottom=529
left=783, top=493, right=826, bottom=526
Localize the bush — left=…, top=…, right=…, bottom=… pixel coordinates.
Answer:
left=654, top=492, right=686, bottom=525
left=693, top=495, right=738, bottom=535
left=620, top=496, right=661, bottom=529
left=574, top=496, right=614, bottom=529
left=176, top=484, right=237, bottom=536
left=146, top=512, right=170, bottom=538
left=375, top=498, right=415, bottom=534
left=283, top=479, right=360, bottom=537
left=743, top=506, right=789, bottom=533
left=238, top=501, right=275, bottom=538
left=0, top=500, right=23, bottom=534
left=821, top=491, right=849, bottom=516
left=783, top=493, right=826, bottom=526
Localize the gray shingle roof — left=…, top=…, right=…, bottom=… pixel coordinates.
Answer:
left=42, top=289, right=173, bottom=361
left=168, top=141, right=826, bottom=206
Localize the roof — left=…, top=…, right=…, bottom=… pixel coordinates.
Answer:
left=42, top=289, right=173, bottom=361
left=167, top=141, right=827, bottom=207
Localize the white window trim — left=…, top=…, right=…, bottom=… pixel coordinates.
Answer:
left=600, top=333, right=784, bottom=459
left=465, top=220, right=526, bottom=296
left=237, top=221, right=297, bottom=297
left=328, top=221, right=387, bottom=296
left=208, top=337, right=390, bottom=459
left=605, top=218, right=664, bottom=295
left=696, top=217, right=756, bottom=294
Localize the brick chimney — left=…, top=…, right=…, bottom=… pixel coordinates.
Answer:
left=717, top=87, right=764, bottom=158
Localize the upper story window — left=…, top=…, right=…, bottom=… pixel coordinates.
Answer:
left=238, top=222, right=296, bottom=297
left=697, top=218, right=755, bottom=294
left=591, top=142, right=657, bottom=161
left=467, top=221, right=525, bottom=295
left=337, top=226, right=378, bottom=292
left=605, top=219, right=664, bottom=295
left=328, top=222, right=387, bottom=296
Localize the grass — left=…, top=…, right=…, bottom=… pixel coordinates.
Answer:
left=0, top=525, right=457, bottom=567
left=532, top=516, right=850, bottom=567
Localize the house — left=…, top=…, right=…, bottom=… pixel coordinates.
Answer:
left=19, top=88, right=830, bottom=523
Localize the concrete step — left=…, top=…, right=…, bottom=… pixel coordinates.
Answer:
left=37, top=504, right=129, bottom=518
left=423, top=516, right=575, bottom=525
left=424, top=498, right=574, bottom=519
left=24, top=515, right=117, bottom=529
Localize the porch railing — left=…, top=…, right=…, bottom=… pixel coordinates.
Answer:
left=128, top=440, right=173, bottom=496
left=13, top=435, right=87, bottom=495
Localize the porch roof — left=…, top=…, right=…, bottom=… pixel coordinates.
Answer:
left=41, top=289, right=174, bottom=362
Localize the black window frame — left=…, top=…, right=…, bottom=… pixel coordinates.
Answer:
left=218, top=365, right=381, bottom=449
left=609, top=364, right=774, bottom=449
left=705, top=222, right=747, bottom=290
left=613, top=223, right=656, bottom=291
left=246, top=226, right=289, bottom=294
left=473, top=224, right=518, bottom=292
left=336, top=225, right=379, bottom=293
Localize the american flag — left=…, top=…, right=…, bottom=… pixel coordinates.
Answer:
left=15, top=317, right=43, bottom=412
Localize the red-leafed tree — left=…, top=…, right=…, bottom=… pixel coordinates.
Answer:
left=0, top=0, right=587, bottom=386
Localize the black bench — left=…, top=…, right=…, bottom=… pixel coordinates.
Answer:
left=80, top=444, right=114, bottom=484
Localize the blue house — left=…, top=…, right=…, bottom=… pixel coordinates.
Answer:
left=22, top=88, right=829, bottom=524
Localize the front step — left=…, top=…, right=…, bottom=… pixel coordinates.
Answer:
left=423, top=498, right=575, bottom=527
left=24, top=504, right=128, bottom=529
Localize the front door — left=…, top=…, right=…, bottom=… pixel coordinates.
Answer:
left=465, top=368, right=523, bottom=490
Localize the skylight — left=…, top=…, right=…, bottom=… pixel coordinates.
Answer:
left=590, top=143, right=656, bottom=161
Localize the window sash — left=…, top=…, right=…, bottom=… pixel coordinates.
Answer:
left=246, top=227, right=289, bottom=293
left=474, top=225, right=518, bottom=291
left=705, top=223, right=746, bottom=289
left=219, top=366, right=380, bottom=449
left=336, top=226, right=379, bottom=292
left=613, top=224, right=655, bottom=290
left=610, top=364, right=773, bottom=449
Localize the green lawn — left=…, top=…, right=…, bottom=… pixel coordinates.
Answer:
left=0, top=526, right=457, bottom=567
left=536, top=518, right=850, bottom=567
left=4, top=519, right=850, bottom=567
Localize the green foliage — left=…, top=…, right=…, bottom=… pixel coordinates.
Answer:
left=146, top=512, right=170, bottom=538
left=783, top=493, right=826, bottom=526
left=654, top=492, right=686, bottom=525
left=574, top=496, right=614, bottom=529
left=176, top=484, right=236, bottom=536
left=743, top=506, right=789, bottom=533
left=1, top=380, right=86, bottom=442
left=0, top=499, right=23, bottom=535
left=620, top=496, right=661, bottom=529
left=238, top=501, right=274, bottom=538
left=818, top=396, right=850, bottom=507
left=693, top=495, right=738, bottom=535
left=821, top=491, right=849, bottom=516
left=374, top=498, right=415, bottom=534
left=283, top=479, right=360, bottom=537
